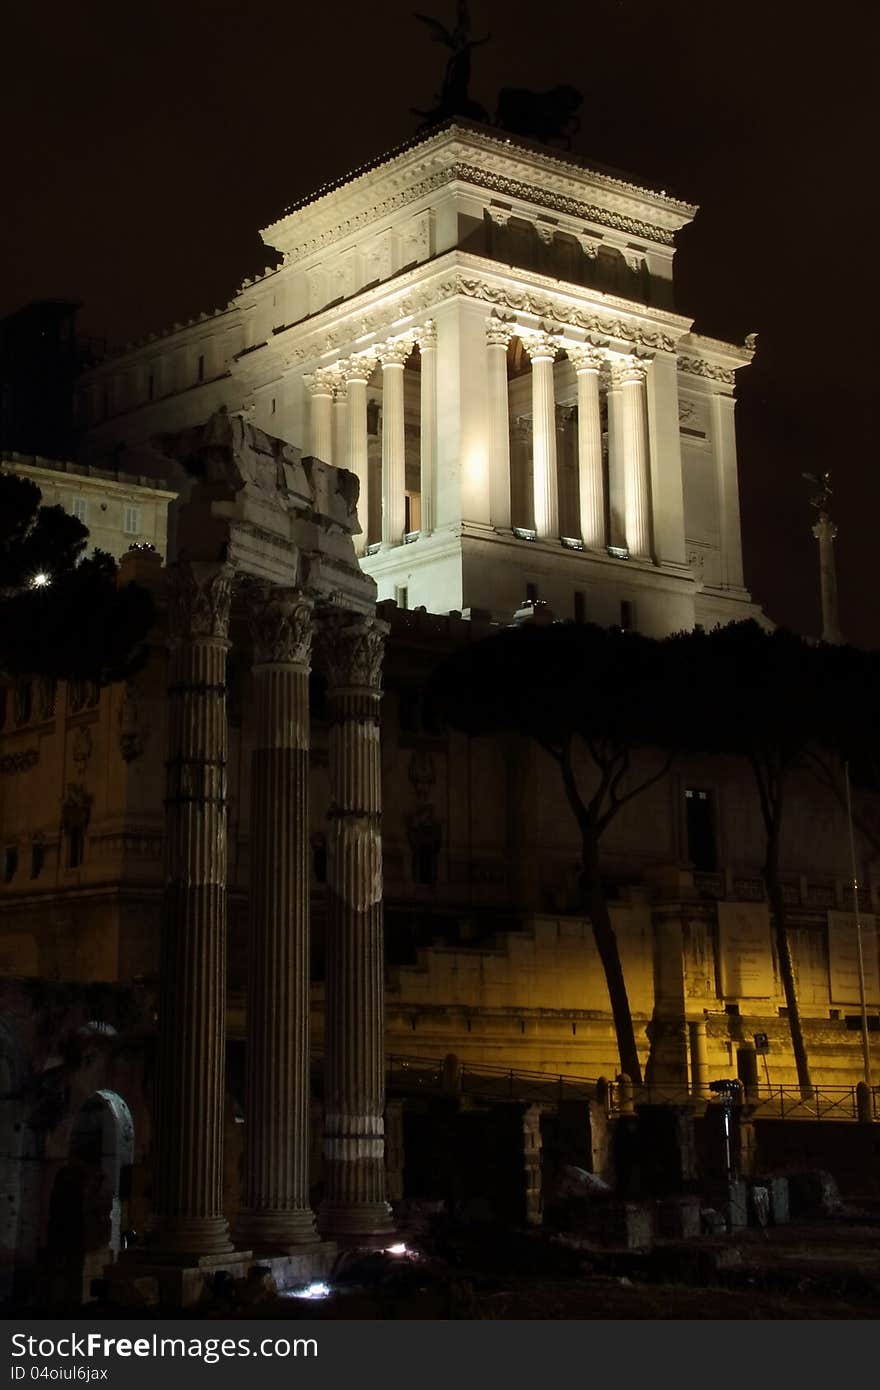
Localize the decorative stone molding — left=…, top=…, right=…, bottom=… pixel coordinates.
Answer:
left=678, top=356, right=736, bottom=385
left=576, top=233, right=602, bottom=257
left=623, top=251, right=645, bottom=273
left=280, top=266, right=682, bottom=369
left=0, top=749, right=38, bottom=775
left=270, top=160, right=679, bottom=264
left=167, top=562, right=234, bottom=643
left=535, top=223, right=556, bottom=244
left=246, top=586, right=313, bottom=668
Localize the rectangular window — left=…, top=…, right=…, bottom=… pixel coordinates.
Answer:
left=394, top=585, right=409, bottom=610
left=197, top=354, right=205, bottom=383
left=72, top=496, right=88, bottom=524
left=123, top=506, right=140, bottom=535
left=404, top=492, right=421, bottom=535
left=525, top=582, right=539, bottom=605
left=620, top=599, right=634, bottom=631
left=573, top=591, right=586, bottom=624
left=685, top=787, right=717, bottom=871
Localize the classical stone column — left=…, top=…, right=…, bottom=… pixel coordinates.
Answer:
left=614, top=357, right=653, bottom=560
left=811, top=513, right=843, bottom=644
left=567, top=345, right=606, bottom=549
left=153, top=560, right=235, bottom=1259
left=236, top=586, right=317, bottom=1251
left=332, top=382, right=348, bottom=475
left=523, top=333, right=560, bottom=539
left=487, top=317, right=514, bottom=529
left=417, top=321, right=437, bottom=536
left=343, top=357, right=373, bottom=558
left=689, top=1019, right=710, bottom=1098
left=307, top=369, right=335, bottom=465
left=318, top=614, right=393, bottom=1240
left=379, top=339, right=411, bottom=546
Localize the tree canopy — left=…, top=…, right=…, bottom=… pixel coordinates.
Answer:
left=0, top=472, right=155, bottom=684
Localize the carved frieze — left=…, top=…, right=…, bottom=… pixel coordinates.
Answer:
left=273, top=161, right=678, bottom=264
left=678, top=356, right=736, bottom=385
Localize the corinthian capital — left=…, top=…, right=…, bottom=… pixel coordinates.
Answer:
left=566, top=344, right=605, bottom=374
left=377, top=336, right=414, bottom=369
left=521, top=332, right=560, bottom=364
left=318, top=614, right=388, bottom=693
left=610, top=356, right=649, bottom=387
left=340, top=352, right=376, bottom=388
left=247, top=585, right=313, bottom=668
left=415, top=319, right=437, bottom=352
left=167, top=561, right=234, bottom=642
left=486, top=315, right=515, bottom=350
left=305, top=367, right=339, bottom=397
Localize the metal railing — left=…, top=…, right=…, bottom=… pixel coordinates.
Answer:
left=384, top=1053, right=600, bottom=1105
left=606, top=1080, right=880, bottom=1122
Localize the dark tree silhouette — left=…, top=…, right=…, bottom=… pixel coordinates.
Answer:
left=431, top=618, right=689, bottom=1084
left=0, top=472, right=154, bottom=684
left=666, top=620, right=872, bottom=1100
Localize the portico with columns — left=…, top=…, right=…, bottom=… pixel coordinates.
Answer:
left=81, top=122, right=764, bottom=637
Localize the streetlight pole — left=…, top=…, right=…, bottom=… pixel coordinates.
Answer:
left=844, top=760, right=874, bottom=1088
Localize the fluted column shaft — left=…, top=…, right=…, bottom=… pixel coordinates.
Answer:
left=616, top=359, right=653, bottom=560
left=487, top=319, right=513, bottom=529
left=345, top=363, right=372, bottom=557
left=380, top=341, right=410, bottom=545
left=332, top=386, right=348, bottom=474
left=236, top=589, right=317, bottom=1251
left=308, top=371, right=335, bottom=465
left=418, top=323, right=436, bottom=536
left=319, top=616, right=393, bottom=1240
left=524, top=336, right=559, bottom=539
left=568, top=347, right=605, bottom=549
left=153, top=561, right=234, bottom=1258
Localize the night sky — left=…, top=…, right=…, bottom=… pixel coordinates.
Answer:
left=4, top=0, right=878, bottom=644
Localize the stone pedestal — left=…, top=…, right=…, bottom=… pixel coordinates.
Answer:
left=151, top=561, right=236, bottom=1260
left=235, top=587, right=318, bottom=1252
left=318, top=615, right=394, bottom=1241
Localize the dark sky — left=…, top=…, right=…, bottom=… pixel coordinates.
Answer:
left=5, top=0, right=878, bottom=644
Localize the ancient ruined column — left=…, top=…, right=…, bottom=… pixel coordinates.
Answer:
left=487, top=317, right=514, bottom=530
left=236, top=586, right=317, bottom=1251
left=417, top=321, right=437, bottom=536
left=615, top=357, right=653, bottom=560
left=318, top=613, right=393, bottom=1240
left=307, top=369, right=335, bottom=465
left=153, top=560, right=235, bottom=1258
left=811, top=513, right=843, bottom=644
left=379, top=339, right=411, bottom=546
left=567, top=345, right=606, bottom=549
left=523, top=333, right=560, bottom=539
left=344, top=357, right=373, bottom=557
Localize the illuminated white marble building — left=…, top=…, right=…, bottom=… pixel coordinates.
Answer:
left=79, top=122, right=762, bottom=636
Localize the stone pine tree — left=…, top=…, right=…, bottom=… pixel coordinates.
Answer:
left=668, top=620, right=842, bottom=1100
left=0, top=472, right=154, bottom=682
left=431, top=617, right=686, bottom=1085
